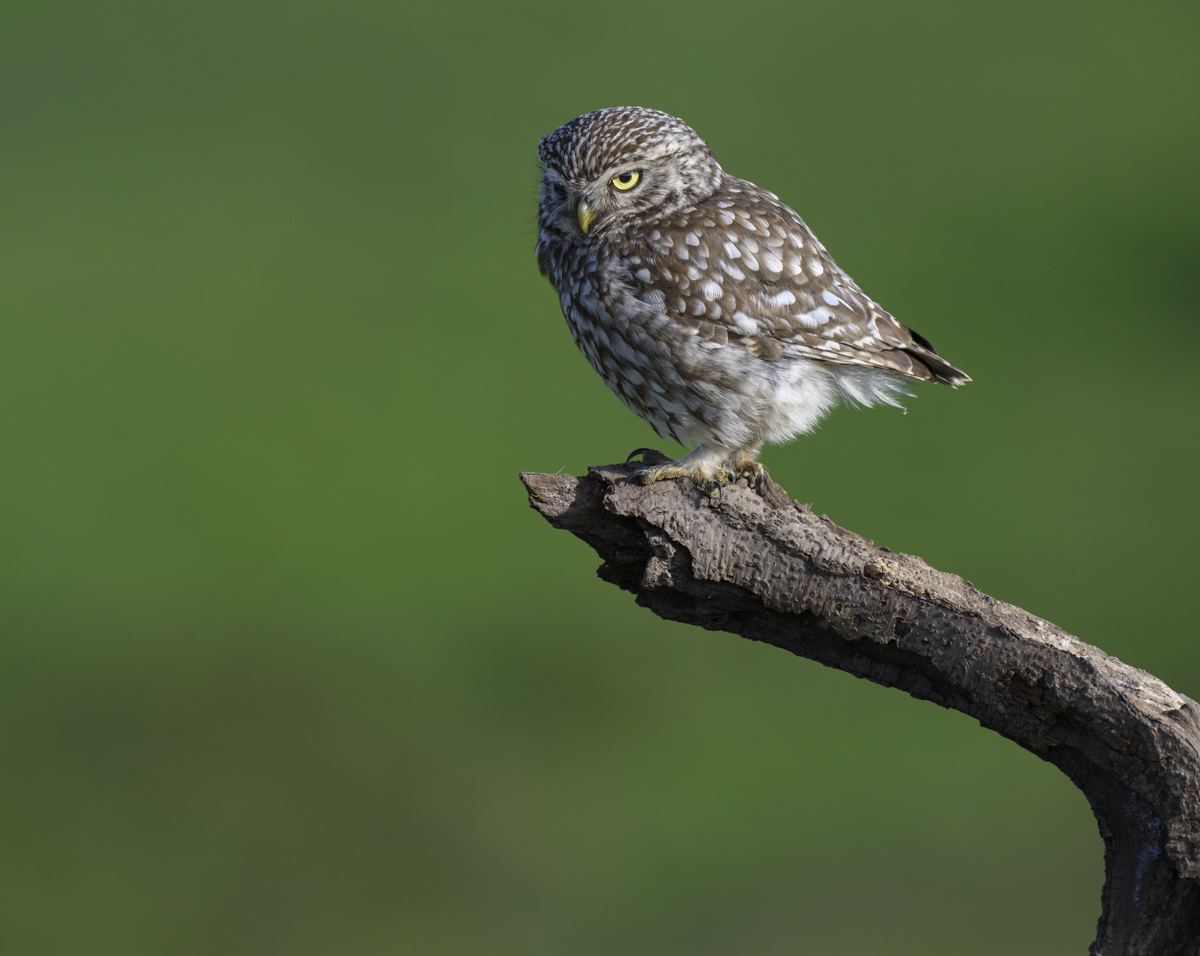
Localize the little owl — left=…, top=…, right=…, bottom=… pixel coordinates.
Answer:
left=536, top=107, right=968, bottom=491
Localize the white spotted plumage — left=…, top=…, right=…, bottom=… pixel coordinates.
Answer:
left=536, top=107, right=969, bottom=488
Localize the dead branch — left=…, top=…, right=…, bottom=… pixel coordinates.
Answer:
left=520, top=464, right=1200, bottom=956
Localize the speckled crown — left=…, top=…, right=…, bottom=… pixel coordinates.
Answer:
left=538, top=107, right=716, bottom=180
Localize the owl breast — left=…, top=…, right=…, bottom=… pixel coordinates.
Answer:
left=540, top=228, right=842, bottom=450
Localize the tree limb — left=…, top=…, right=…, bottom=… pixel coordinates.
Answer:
left=520, top=464, right=1200, bottom=956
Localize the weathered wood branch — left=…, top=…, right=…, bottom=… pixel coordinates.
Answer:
left=520, top=464, right=1200, bottom=955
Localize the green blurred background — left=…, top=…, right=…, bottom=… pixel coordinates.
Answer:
left=2, top=1, right=1197, bottom=952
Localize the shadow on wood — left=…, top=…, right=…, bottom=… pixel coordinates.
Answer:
left=521, top=464, right=1200, bottom=956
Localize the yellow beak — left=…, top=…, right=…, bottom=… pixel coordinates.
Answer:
left=577, top=200, right=597, bottom=234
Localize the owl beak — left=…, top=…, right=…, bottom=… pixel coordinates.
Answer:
left=577, top=199, right=597, bottom=234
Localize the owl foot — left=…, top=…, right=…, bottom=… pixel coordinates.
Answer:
left=627, top=447, right=736, bottom=496
left=633, top=460, right=735, bottom=496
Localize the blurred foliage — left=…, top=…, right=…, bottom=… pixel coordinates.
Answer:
left=1, top=0, right=1197, bottom=952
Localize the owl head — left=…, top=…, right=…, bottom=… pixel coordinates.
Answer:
left=538, top=107, right=724, bottom=239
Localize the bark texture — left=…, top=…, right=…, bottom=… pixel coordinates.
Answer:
left=520, top=464, right=1200, bottom=956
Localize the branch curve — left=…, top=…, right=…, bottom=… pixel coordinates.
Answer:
left=520, top=465, right=1200, bottom=955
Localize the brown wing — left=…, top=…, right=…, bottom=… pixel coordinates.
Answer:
left=621, top=178, right=969, bottom=386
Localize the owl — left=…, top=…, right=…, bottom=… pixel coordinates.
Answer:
left=536, top=107, right=968, bottom=492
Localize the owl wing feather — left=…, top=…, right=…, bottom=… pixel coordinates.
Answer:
left=624, top=180, right=968, bottom=386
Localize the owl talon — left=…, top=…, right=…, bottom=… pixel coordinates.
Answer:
left=733, top=460, right=767, bottom=488
left=697, top=476, right=728, bottom=499
left=626, top=447, right=673, bottom=466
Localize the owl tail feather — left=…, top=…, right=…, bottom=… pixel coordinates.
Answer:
left=903, top=329, right=971, bottom=387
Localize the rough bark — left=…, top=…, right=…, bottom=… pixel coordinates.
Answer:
left=520, top=464, right=1200, bottom=955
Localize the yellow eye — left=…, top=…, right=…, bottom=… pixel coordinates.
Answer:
left=612, top=170, right=641, bottom=191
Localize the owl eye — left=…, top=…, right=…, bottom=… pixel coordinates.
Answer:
left=611, top=170, right=641, bottom=191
